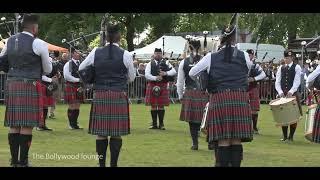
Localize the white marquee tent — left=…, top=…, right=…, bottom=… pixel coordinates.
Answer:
left=130, top=36, right=187, bottom=60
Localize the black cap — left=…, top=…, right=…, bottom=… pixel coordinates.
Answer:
left=154, top=48, right=162, bottom=53
left=246, top=49, right=254, bottom=55
left=284, top=50, right=293, bottom=57
left=107, top=23, right=120, bottom=34
left=21, top=14, right=39, bottom=28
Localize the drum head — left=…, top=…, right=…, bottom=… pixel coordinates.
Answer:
left=269, top=97, right=296, bottom=106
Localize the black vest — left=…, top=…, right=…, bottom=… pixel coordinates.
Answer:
left=69, top=60, right=80, bottom=79
left=280, top=64, right=296, bottom=92
left=94, top=45, right=127, bottom=91
left=183, top=57, right=198, bottom=89
left=207, top=47, right=248, bottom=93
left=150, top=59, right=173, bottom=82
left=7, top=33, right=42, bottom=80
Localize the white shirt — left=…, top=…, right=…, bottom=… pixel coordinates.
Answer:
left=252, top=63, right=266, bottom=81
left=42, top=75, right=52, bottom=83
left=189, top=47, right=252, bottom=79
left=63, top=59, right=81, bottom=83
left=145, top=59, right=177, bottom=81
left=275, top=62, right=302, bottom=95
left=306, top=65, right=320, bottom=89
left=0, top=31, right=52, bottom=74
left=79, top=43, right=135, bottom=83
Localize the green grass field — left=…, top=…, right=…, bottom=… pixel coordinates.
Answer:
left=0, top=103, right=319, bottom=167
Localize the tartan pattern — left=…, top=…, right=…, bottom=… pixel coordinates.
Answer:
left=207, top=90, right=253, bottom=143
left=248, top=86, right=260, bottom=112
left=88, top=90, right=130, bottom=136
left=312, top=105, right=320, bottom=143
left=4, top=80, right=44, bottom=127
left=179, top=89, right=209, bottom=123
left=41, top=83, right=55, bottom=107
left=145, top=81, right=170, bottom=106
left=64, top=81, right=83, bottom=104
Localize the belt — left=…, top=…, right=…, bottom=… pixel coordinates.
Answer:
left=7, top=78, right=38, bottom=83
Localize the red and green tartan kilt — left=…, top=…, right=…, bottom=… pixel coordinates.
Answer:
left=145, top=81, right=170, bottom=106
left=312, top=105, right=320, bottom=143
left=207, top=90, right=253, bottom=143
left=88, top=90, right=130, bottom=136
left=41, top=83, right=55, bottom=108
left=4, top=80, right=44, bottom=127
left=248, top=86, right=260, bottom=112
left=64, top=81, right=83, bottom=104
left=180, top=89, right=209, bottom=123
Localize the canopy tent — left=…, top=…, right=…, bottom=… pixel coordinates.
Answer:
left=237, top=43, right=285, bottom=64
left=130, top=36, right=187, bottom=61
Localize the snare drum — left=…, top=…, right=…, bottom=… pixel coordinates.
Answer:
left=269, top=97, right=301, bottom=126
left=200, top=102, right=209, bottom=135
left=305, top=104, right=317, bottom=141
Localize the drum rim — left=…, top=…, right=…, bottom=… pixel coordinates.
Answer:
left=269, top=97, right=296, bottom=106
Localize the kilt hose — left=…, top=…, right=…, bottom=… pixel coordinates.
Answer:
left=4, top=80, right=44, bottom=128
left=312, top=105, right=320, bottom=143
left=248, top=84, right=260, bottom=113
left=41, top=83, right=55, bottom=108
left=64, top=81, right=84, bottom=104
left=180, top=89, right=209, bottom=123
left=207, top=90, right=253, bottom=143
left=88, top=90, right=130, bottom=137
left=145, top=81, right=170, bottom=107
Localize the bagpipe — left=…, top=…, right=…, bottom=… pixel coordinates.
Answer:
left=158, top=58, right=175, bottom=82
left=77, top=13, right=109, bottom=85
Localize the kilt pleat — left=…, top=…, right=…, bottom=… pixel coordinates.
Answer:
left=248, top=86, right=260, bottom=112
left=41, top=83, right=55, bottom=107
left=4, top=80, right=44, bottom=127
left=145, top=81, right=170, bottom=106
left=312, top=105, right=320, bottom=143
left=207, top=90, right=253, bottom=143
left=180, top=89, right=208, bottom=123
left=88, top=90, right=130, bottom=136
left=64, top=82, right=83, bottom=104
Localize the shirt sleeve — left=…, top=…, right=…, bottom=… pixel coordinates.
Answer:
left=42, top=75, right=52, bottom=82
left=189, top=53, right=211, bottom=80
left=123, top=50, right=136, bottom=83
left=79, top=47, right=96, bottom=71
left=33, top=39, right=52, bottom=74
left=63, top=61, right=80, bottom=82
left=145, top=62, right=157, bottom=81
left=275, top=66, right=283, bottom=95
left=165, top=61, right=177, bottom=76
left=289, top=64, right=301, bottom=94
left=254, top=64, right=266, bottom=81
left=306, top=65, right=320, bottom=88
left=176, top=59, right=186, bottom=100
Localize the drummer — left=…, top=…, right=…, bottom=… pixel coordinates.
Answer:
left=275, top=50, right=302, bottom=142
left=306, top=64, right=320, bottom=143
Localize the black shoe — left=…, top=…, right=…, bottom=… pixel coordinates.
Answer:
left=49, top=113, right=56, bottom=119
left=159, top=125, right=165, bottom=130
left=10, top=159, right=19, bottom=167
left=280, top=137, right=287, bottom=141
left=149, top=126, right=158, bottom=129
left=42, top=126, right=53, bottom=131
left=19, top=160, right=31, bottom=167
left=36, top=127, right=45, bottom=131
left=288, top=137, right=293, bottom=141
left=69, top=125, right=83, bottom=130
left=191, top=145, right=198, bottom=150
left=253, top=129, right=260, bottom=135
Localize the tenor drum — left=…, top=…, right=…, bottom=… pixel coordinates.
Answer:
left=269, top=98, right=301, bottom=126
left=200, top=102, right=209, bottom=135
left=305, top=104, right=317, bottom=142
